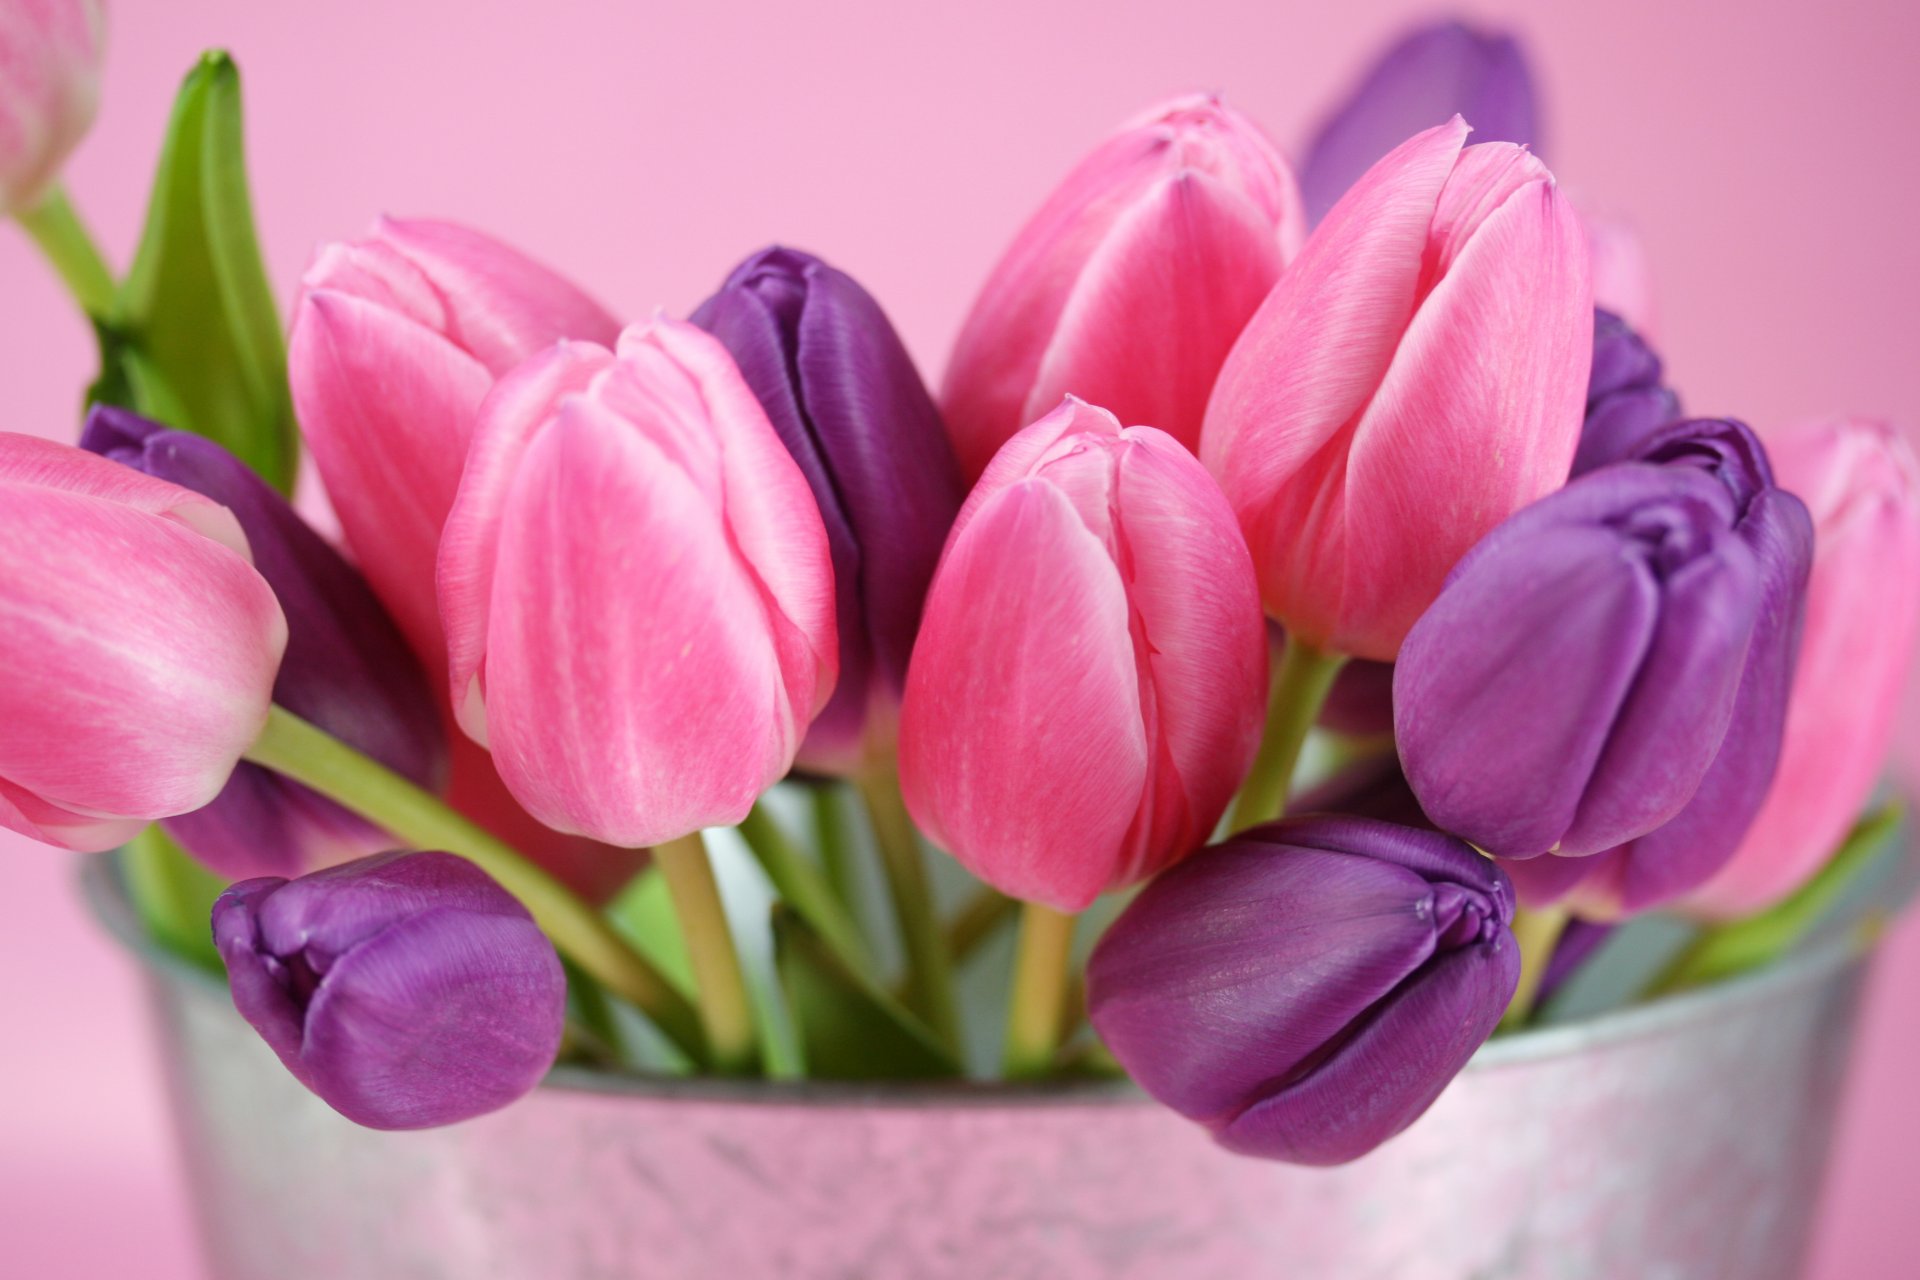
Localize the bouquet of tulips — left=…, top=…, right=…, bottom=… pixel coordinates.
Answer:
left=7, top=7, right=1917, bottom=1167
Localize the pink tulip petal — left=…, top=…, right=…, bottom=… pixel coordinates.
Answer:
left=0, top=431, right=250, bottom=557
left=0, top=778, right=144, bottom=853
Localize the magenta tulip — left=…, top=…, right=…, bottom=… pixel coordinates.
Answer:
left=898, top=398, right=1268, bottom=911
left=1684, top=420, right=1920, bottom=918
left=0, top=432, right=285, bottom=851
left=1202, top=118, right=1592, bottom=661
left=0, top=0, right=104, bottom=217
left=941, top=93, right=1305, bottom=477
left=438, top=318, right=838, bottom=848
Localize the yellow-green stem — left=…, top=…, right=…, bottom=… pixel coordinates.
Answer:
left=243, top=705, right=706, bottom=1063
left=1228, top=639, right=1347, bottom=833
left=652, top=832, right=760, bottom=1076
left=1002, top=902, right=1077, bottom=1080
left=857, top=767, right=959, bottom=1051
left=737, top=802, right=872, bottom=973
left=1499, top=904, right=1571, bottom=1032
left=16, top=185, right=116, bottom=317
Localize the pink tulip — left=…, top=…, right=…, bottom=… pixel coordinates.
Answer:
left=941, top=93, right=1305, bottom=478
left=0, top=432, right=285, bottom=851
left=1201, top=118, right=1592, bottom=661
left=1683, top=419, right=1920, bottom=919
left=0, top=0, right=105, bottom=217
left=288, top=216, right=620, bottom=663
left=898, top=398, right=1268, bottom=911
left=1581, top=205, right=1659, bottom=342
left=438, top=318, right=838, bottom=848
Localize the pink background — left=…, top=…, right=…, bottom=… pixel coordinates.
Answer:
left=3, top=0, right=1916, bottom=1274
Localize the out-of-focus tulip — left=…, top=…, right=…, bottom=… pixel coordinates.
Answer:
left=1203, top=119, right=1592, bottom=661
left=1572, top=309, right=1680, bottom=476
left=691, top=247, right=964, bottom=774
left=288, top=216, right=621, bottom=661
left=1683, top=420, right=1920, bottom=918
left=0, top=431, right=285, bottom=851
left=898, top=398, right=1267, bottom=912
left=1497, top=420, right=1813, bottom=914
left=0, top=0, right=105, bottom=218
left=1299, top=20, right=1538, bottom=223
left=1319, top=656, right=1396, bottom=737
left=1088, top=814, right=1517, bottom=1165
left=1581, top=210, right=1659, bottom=342
left=213, top=850, right=565, bottom=1129
left=438, top=318, right=837, bottom=848
left=941, top=94, right=1305, bottom=476
left=81, top=407, right=445, bottom=878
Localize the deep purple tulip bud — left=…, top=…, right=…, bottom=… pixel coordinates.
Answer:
left=1088, top=815, right=1517, bottom=1165
left=1299, top=20, right=1539, bottom=223
left=1572, top=309, right=1682, bottom=476
left=1396, top=461, right=1784, bottom=864
left=82, top=406, right=446, bottom=878
left=212, top=851, right=565, bottom=1129
left=692, top=247, right=965, bottom=775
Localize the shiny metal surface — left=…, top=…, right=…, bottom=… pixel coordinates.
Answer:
left=93, top=859, right=1869, bottom=1280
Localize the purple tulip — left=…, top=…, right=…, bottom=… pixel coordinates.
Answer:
left=82, top=407, right=446, bottom=879
left=1572, top=309, right=1682, bottom=476
left=212, top=851, right=565, bottom=1129
left=1088, top=815, right=1517, bottom=1165
left=692, top=247, right=965, bottom=775
left=1299, top=20, right=1539, bottom=223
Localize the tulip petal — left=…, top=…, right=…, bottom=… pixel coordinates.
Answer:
left=0, top=430, right=250, bottom=557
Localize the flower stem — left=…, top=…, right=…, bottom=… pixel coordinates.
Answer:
left=1002, top=902, right=1077, bottom=1080
left=736, top=803, right=871, bottom=972
left=243, top=705, right=707, bottom=1064
left=857, top=766, right=959, bottom=1051
left=1228, top=638, right=1347, bottom=832
left=652, top=832, right=761, bottom=1076
left=16, top=185, right=116, bottom=317
left=1499, top=904, right=1571, bottom=1032
left=810, top=782, right=861, bottom=918
left=948, top=885, right=1018, bottom=964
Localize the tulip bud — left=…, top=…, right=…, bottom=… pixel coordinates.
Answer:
left=1683, top=420, right=1920, bottom=918
left=691, top=247, right=964, bottom=774
left=212, top=851, right=565, bottom=1129
left=438, top=318, right=838, bottom=848
left=81, top=407, right=445, bottom=878
left=1088, top=815, right=1518, bottom=1165
left=0, top=432, right=285, bottom=851
left=1299, top=20, right=1538, bottom=223
left=288, top=217, right=620, bottom=662
left=1203, top=119, right=1592, bottom=661
left=1572, top=308, right=1681, bottom=477
left=0, top=0, right=104, bottom=218
left=942, top=94, right=1304, bottom=476
left=898, top=398, right=1267, bottom=911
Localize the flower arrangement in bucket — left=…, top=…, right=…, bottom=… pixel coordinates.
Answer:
left=6, top=5, right=1919, bottom=1274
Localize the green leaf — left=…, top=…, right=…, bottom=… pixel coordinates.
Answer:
left=606, top=866, right=696, bottom=997
left=772, top=907, right=960, bottom=1080
left=120, top=826, right=226, bottom=972
left=106, top=50, right=297, bottom=492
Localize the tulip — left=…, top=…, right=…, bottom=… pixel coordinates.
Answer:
left=1572, top=308, right=1680, bottom=476
left=898, top=398, right=1268, bottom=912
left=691, top=247, right=964, bottom=774
left=1087, top=814, right=1518, bottom=1165
left=438, top=318, right=837, bottom=848
left=288, top=216, right=621, bottom=662
left=81, top=407, right=445, bottom=879
left=1319, top=657, right=1396, bottom=737
left=1683, top=420, right=1920, bottom=918
left=0, top=431, right=285, bottom=851
left=1582, top=211, right=1660, bottom=342
left=941, top=93, right=1305, bottom=476
left=0, top=0, right=105, bottom=218
left=213, top=850, right=565, bottom=1129
left=1203, top=119, right=1592, bottom=661
left=1299, top=20, right=1538, bottom=223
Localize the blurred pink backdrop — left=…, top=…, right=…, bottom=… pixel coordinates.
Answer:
left=3, top=1, right=1916, bottom=1275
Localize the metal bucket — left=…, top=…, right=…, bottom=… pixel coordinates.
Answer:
left=89, top=858, right=1870, bottom=1280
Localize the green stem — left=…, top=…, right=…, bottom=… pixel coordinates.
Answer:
left=16, top=185, right=116, bottom=317
left=1003, top=902, right=1077, bottom=1080
left=121, top=825, right=225, bottom=970
left=811, top=782, right=861, bottom=918
left=653, top=832, right=760, bottom=1076
left=243, top=705, right=706, bottom=1064
left=737, top=802, right=872, bottom=972
left=1499, top=904, right=1570, bottom=1032
left=1228, top=639, right=1347, bottom=833
left=857, top=767, right=959, bottom=1051
left=949, top=886, right=1018, bottom=964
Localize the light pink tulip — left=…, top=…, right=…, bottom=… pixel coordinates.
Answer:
left=941, top=94, right=1306, bottom=478
left=1683, top=419, right=1920, bottom=919
left=898, top=398, right=1268, bottom=911
left=0, top=0, right=105, bottom=218
left=288, top=217, right=620, bottom=664
left=0, top=432, right=286, bottom=851
left=1201, top=118, right=1592, bottom=661
left=1581, top=204, right=1659, bottom=341
left=438, top=318, right=838, bottom=848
